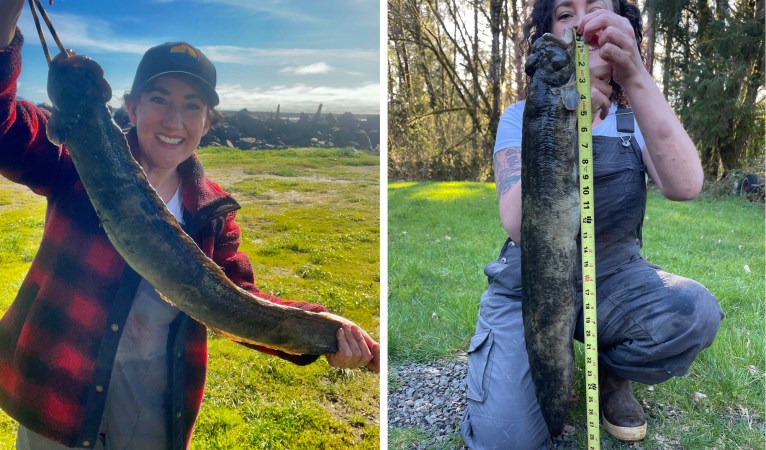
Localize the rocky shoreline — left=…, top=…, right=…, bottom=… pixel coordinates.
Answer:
left=113, top=106, right=380, bottom=153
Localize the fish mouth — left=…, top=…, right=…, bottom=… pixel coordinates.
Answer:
left=526, top=28, right=576, bottom=83
left=540, top=28, right=575, bottom=49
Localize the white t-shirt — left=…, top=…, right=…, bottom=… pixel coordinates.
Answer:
left=102, top=183, right=185, bottom=448
left=493, top=100, right=645, bottom=154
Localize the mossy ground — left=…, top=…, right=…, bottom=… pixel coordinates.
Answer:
left=0, top=147, right=380, bottom=450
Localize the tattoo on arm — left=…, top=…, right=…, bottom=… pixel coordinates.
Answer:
left=494, top=146, right=521, bottom=197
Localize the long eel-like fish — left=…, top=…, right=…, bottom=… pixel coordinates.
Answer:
left=45, top=52, right=341, bottom=356
left=520, top=29, right=581, bottom=436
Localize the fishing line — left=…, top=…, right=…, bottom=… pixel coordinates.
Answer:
left=574, top=27, right=600, bottom=450
left=27, top=0, right=67, bottom=65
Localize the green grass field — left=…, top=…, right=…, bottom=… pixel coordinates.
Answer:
left=0, top=147, right=380, bottom=449
left=388, top=181, right=765, bottom=449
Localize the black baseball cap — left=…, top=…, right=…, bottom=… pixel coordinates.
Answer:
left=130, top=42, right=219, bottom=106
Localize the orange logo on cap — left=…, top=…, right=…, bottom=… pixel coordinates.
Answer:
left=168, top=43, right=199, bottom=66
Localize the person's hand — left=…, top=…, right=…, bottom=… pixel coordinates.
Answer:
left=0, top=0, right=25, bottom=48
left=589, top=62, right=613, bottom=121
left=578, top=9, right=645, bottom=91
left=321, top=313, right=380, bottom=373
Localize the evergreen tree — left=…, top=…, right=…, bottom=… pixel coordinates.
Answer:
left=644, top=0, right=764, bottom=178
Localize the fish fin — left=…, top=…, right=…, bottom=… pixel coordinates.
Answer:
left=45, top=112, right=69, bottom=145
left=155, top=289, right=181, bottom=309
left=561, top=85, right=580, bottom=111
left=155, top=287, right=300, bottom=355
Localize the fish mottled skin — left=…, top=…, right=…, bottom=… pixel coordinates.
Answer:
left=45, top=52, right=341, bottom=356
left=520, top=29, right=581, bottom=436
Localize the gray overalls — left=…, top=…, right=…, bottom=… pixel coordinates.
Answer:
left=460, top=110, right=724, bottom=450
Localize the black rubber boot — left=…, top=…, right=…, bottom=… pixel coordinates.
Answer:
left=599, top=366, right=647, bottom=441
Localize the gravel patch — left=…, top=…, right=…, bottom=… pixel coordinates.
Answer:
left=388, top=360, right=652, bottom=449
left=388, top=359, right=468, bottom=449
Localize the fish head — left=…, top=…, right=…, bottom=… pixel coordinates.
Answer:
left=47, top=51, right=112, bottom=115
left=525, top=28, right=575, bottom=88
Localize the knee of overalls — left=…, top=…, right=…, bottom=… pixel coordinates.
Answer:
left=603, top=275, right=724, bottom=384
left=666, top=278, right=724, bottom=355
left=652, top=276, right=723, bottom=347
left=460, top=408, right=549, bottom=450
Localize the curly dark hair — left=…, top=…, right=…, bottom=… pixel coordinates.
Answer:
left=522, top=0, right=643, bottom=106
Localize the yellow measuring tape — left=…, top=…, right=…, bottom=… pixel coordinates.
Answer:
left=574, top=28, right=600, bottom=450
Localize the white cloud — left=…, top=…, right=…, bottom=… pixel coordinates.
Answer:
left=19, top=12, right=155, bottom=54
left=18, top=10, right=376, bottom=64
left=150, top=0, right=319, bottom=23
left=280, top=62, right=334, bottom=75
left=215, top=82, right=379, bottom=113
left=199, top=45, right=378, bottom=65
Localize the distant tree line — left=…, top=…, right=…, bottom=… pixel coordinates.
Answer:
left=388, top=0, right=764, bottom=181
left=646, top=0, right=764, bottom=179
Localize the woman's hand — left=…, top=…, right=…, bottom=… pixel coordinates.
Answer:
left=581, top=13, right=622, bottom=122
left=0, top=0, right=25, bottom=48
left=578, top=9, right=646, bottom=90
left=322, top=313, right=380, bottom=373
left=590, top=63, right=613, bottom=121
left=579, top=8, right=703, bottom=200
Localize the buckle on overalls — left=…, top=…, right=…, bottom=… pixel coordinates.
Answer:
left=615, top=109, right=635, bottom=148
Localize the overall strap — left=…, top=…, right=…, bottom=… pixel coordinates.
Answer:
left=615, top=108, right=635, bottom=133
left=615, top=108, right=635, bottom=148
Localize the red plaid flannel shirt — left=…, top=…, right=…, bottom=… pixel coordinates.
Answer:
left=0, top=31, right=327, bottom=449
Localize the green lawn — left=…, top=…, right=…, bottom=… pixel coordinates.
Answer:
left=0, top=147, right=380, bottom=449
left=388, top=181, right=765, bottom=449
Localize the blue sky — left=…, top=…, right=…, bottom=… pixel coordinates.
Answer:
left=16, top=0, right=380, bottom=113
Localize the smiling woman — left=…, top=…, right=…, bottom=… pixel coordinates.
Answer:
left=120, top=42, right=222, bottom=201
left=0, top=0, right=380, bottom=449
